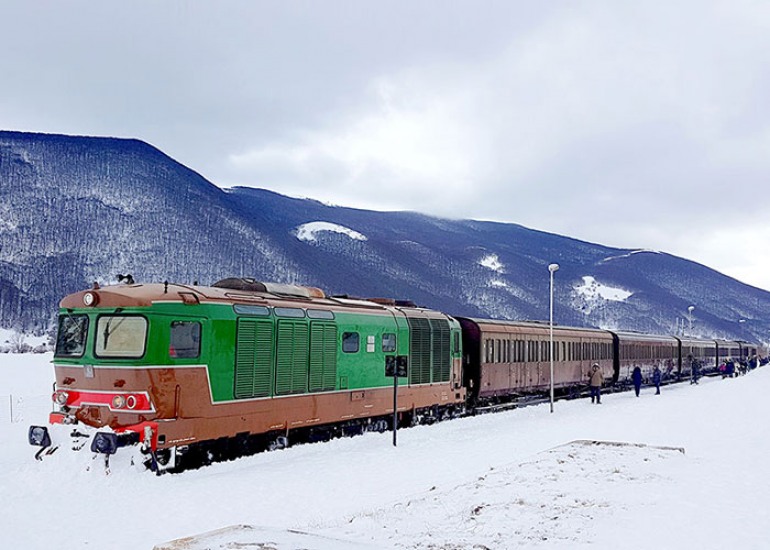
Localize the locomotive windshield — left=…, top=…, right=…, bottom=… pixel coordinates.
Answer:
left=54, top=314, right=89, bottom=357
left=94, top=315, right=148, bottom=358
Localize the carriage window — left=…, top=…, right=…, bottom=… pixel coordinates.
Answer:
left=342, top=332, right=359, bottom=353
left=55, top=314, right=89, bottom=358
left=170, top=321, right=201, bottom=358
left=382, top=333, right=396, bottom=353
left=95, top=315, right=147, bottom=358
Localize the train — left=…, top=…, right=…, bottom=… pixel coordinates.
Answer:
left=28, top=277, right=762, bottom=472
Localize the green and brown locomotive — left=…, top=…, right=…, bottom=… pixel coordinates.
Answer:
left=29, top=278, right=465, bottom=471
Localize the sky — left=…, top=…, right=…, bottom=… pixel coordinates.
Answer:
left=3, top=353, right=770, bottom=548
left=3, top=1, right=770, bottom=291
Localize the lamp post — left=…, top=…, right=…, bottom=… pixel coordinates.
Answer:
left=688, top=306, right=695, bottom=336
left=548, top=263, right=560, bottom=414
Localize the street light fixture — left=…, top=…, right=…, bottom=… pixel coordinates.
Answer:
left=548, top=263, right=560, bottom=414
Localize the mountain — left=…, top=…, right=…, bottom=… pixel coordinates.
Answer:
left=1, top=130, right=768, bottom=343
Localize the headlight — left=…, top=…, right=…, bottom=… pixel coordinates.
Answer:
left=83, top=292, right=99, bottom=306
left=53, top=390, right=69, bottom=406
left=111, top=395, right=126, bottom=409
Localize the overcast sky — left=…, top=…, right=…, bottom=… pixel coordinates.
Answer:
left=3, top=1, right=770, bottom=292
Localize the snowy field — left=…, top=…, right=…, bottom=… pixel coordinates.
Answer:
left=1, top=353, right=769, bottom=549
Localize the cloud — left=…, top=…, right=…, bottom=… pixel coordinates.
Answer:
left=227, top=69, right=486, bottom=212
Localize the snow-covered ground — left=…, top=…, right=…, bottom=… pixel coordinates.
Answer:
left=2, top=353, right=769, bottom=549
left=0, top=328, right=49, bottom=353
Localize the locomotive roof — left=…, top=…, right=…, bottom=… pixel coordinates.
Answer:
left=59, top=281, right=449, bottom=319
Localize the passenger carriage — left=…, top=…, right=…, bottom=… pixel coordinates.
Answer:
left=456, top=318, right=614, bottom=404
left=676, top=337, right=717, bottom=377
left=609, top=331, right=678, bottom=385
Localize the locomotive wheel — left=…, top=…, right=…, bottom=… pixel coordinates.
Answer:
left=365, top=419, right=389, bottom=433
left=267, top=435, right=289, bottom=451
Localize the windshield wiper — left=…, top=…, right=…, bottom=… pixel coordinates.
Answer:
left=102, top=315, right=126, bottom=349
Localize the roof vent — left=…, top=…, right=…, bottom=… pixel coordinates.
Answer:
left=366, top=297, right=417, bottom=307
left=213, top=278, right=325, bottom=299
left=213, top=278, right=267, bottom=293
left=368, top=298, right=396, bottom=306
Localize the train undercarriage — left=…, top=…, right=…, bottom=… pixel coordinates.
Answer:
left=29, top=402, right=467, bottom=474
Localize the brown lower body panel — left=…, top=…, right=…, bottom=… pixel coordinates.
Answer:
left=54, top=366, right=465, bottom=449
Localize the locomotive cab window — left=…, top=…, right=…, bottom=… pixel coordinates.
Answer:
left=94, top=315, right=147, bottom=358
left=169, top=321, right=201, bottom=359
left=342, top=332, right=359, bottom=353
left=55, top=313, right=89, bottom=358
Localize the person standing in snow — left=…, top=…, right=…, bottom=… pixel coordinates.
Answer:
left=589, top=364, right=603, bottom=404
left=725, top=358, right=735, bottom=378
left=689, top=355, right=700, bottom=384
left=632, top=366, right=643, bottom=397
left=749, top=355, right=757, bottom=371
left=652, top=364, right=662, bottom=395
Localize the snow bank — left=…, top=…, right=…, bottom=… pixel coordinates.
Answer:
left=155, top=525, right=385, bottom=550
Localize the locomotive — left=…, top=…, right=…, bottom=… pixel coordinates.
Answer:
left=28, top=278, right=760, bottom=472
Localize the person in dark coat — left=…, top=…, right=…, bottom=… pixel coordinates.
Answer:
left=749, top=355, right=757, bottom=371
left=652, top=365, right=662, bottom=395
left=632, top=366, right=643, bottom=397
left=690, top=355, right=700, bottom=384
left=725, top=358, right=735, bottom=378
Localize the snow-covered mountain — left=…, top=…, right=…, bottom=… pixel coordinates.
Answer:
left=1, top=130, right=768, bottom=342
